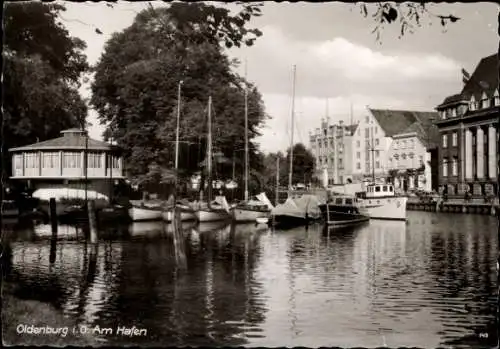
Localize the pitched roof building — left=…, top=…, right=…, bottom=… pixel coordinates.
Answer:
left=369, top=109, right=440, bottom=146
left=434, top=53, right=499, bottom=197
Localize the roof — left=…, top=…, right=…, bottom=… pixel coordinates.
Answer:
left=437, top=93, right=467, bottom=108
left=347, top=124, right=359, bottom=135
left=438, top=53, right=498, bottom=107
left=9, top=129, right=116, bottom=152
left=397, top=118, right=440, bottom=149
left=461, top=53, right=498, bottom=99
left=369, top=109, right=439, bottom=138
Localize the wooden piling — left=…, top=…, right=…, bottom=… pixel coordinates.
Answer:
left=87, top=200, right=98, bottom=243
left=172, top=206, right=187, bottom=270
left=49, top=198, right=58, bottom=236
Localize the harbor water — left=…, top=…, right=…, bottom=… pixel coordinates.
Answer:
left=2, top=211, right=497, bottom=347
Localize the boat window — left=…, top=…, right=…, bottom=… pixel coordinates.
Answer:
left=383, top=185, right=387, bottom=191
left=375, top=186, right=381, bottom=192
left=335, top=198, right=343, bottom=205
left=345, top=198, right=353, bottom=205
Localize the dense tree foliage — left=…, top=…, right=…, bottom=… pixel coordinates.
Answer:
left=2, top=2, right=89, bottom=178
left=260, top=143, right=316, bottom=191
left=91, top=2, right=267, bottom=187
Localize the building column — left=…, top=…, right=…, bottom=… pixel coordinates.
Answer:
left=81, top=151, right=85, bottom=177
left=488, top=124, right=496, bottom=179
left=465, top=127, right=473, bottom=180
left=476, top=126, right=484, bottom=179
left=59, top=151, right=63, bottom=176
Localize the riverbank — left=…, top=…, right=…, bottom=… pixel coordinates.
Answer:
left=2, top=282, right=99, bottom=346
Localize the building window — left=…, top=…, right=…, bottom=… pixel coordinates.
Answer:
left=63, top=152, right=81, bottom=168
left=330, top=140, right=334, bottom=147
left=451, top=108, right=457, bottom=117
left=410, top=139, right=414, bottom=148
left=356, top=152, right=361, bottom=159
left=470, top=96, right=477, bottom=111
left=419, top=155, right=424, bottom=167
left=481, top=92, right=490, bottom=109
left=440, top=110, right=446, bottom=120
left=376, top=161, right=380, bottom=169
left=442, top=134, right=448, bottom=148
left=443, top=159, right=448, bottom=177
left=494, top=90, right=499, bottom=106
left=42, top=152, right=58, bottom=168
left=452, top=132, right=458, bottom=147
left=87, top=152, right=102, bottom=168
left=452, top=157, right=458, bottom=176
left=24, top=153, right=39, bottom=168
left=375, top=150, right=380, bottom=157
left=365, top=128, right=370, bottom=138
left=394, top=141, right=398, bottom=150
left=14, top=155, right=23, bottom=169
left=375, top=138, right=379, bottom=146
left=356, top=162, right=361, bottom=169
left=402, top=153, right=407, bottom=160
left=110, top=156, right=120, bottom=169
left=339, top=158, right=343, bottom=169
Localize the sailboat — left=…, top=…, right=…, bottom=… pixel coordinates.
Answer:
left=162, top=81, right=196, bottom=222
left=231, top=78, right=273, bottom=222
left=194, top=96, right=231, bottom=222
left=271, top=65, right=322, bottom=227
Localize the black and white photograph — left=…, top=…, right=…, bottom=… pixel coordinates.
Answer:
left=1, top=1, right=499, bottom=347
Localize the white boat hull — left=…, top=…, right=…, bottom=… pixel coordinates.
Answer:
left=161, top=209, right=197, bottom=222
left=232, top=208, right=270, bottom=222
left=360, top=196, right=407, bottom=220
left=195, top=209, right=230, bottom=222
left=128, top=207, right=163, bottom=221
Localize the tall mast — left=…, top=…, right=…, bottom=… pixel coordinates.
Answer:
left=244, top=60, right=249, bottom=202
left=350, top=102, right=353, bottom=126
left=288, top=65, right=297, bottom=191
left=207, top=96, right=213, bottom=203
left=174, top=80, right=183, bottom=200
left=371, top=127, right=375, bottom=183
left=275, top=155, right=280, bottom=206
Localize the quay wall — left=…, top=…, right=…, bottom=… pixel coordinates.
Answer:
left=407, top=201, right=499, bottom=216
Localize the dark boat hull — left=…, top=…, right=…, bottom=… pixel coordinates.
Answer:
left=318, top=204, right=370, bottom=227
left=272, top=214, right=311, bottom=229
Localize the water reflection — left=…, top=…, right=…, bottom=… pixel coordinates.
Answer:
left=4, top=212, right=497, bottom=347
left=5, top=220, right=268, bottom=346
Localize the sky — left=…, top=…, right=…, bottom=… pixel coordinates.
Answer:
left=59, top=1, right=499, bottom=154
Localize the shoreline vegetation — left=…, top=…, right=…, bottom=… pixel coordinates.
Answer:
left=2, top=282, right=99, bottom=347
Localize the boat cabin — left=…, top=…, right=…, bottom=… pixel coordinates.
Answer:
left=327, top=193, right=363, bottom=207
left=365, top=184, right=395, bottom=198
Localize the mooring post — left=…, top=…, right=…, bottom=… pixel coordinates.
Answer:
left=88, top=200, right=98, bottom=244
left=49, top=197, right=58, bottom=237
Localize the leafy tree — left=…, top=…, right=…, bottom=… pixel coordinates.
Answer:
left=2, top=2, right=89, bottom=179
left=91, top=2, right=267, bottom=188
left=259, top=144, right=315, bottom=192
left=357, top=3, right=461, bottom=42
left=285, top=143, right=316, bottom=186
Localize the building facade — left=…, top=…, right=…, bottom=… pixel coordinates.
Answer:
left=434, top=53, right=498, bottom=197
left=347, top=110, right=392, bottom=183
left=309, top=118, right=352, bottom=185
left=369, top=109, right=439, bottom=188
left=9, top=128, right=124, bottom=200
